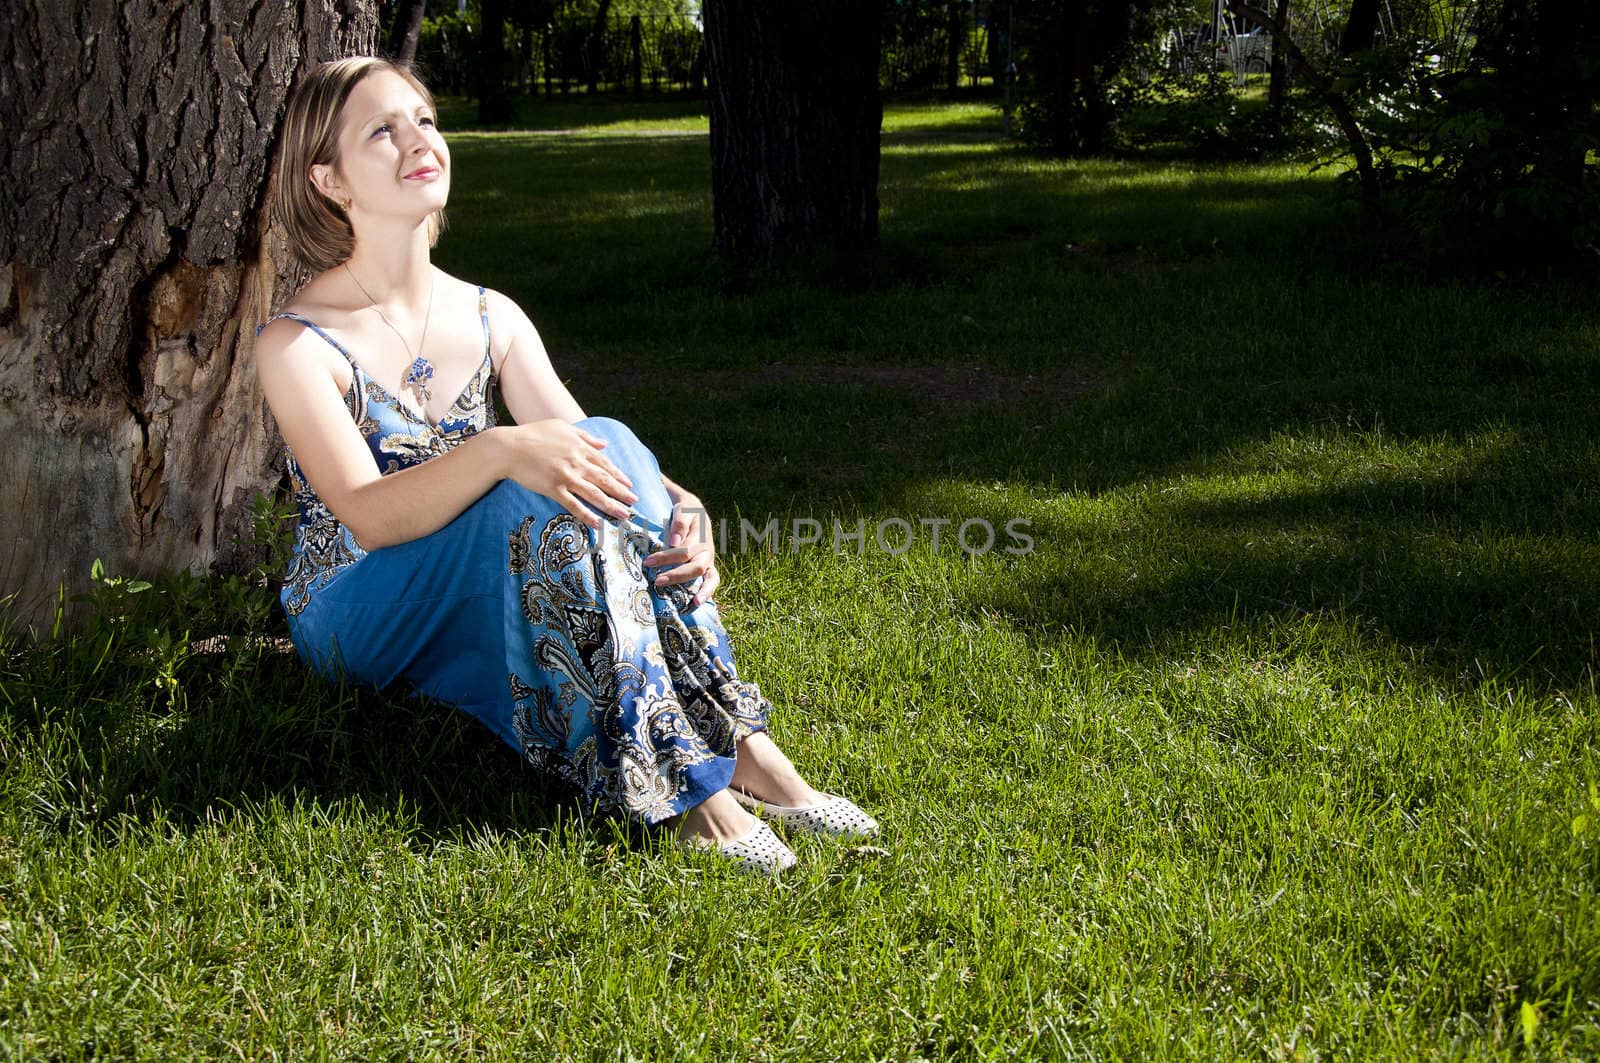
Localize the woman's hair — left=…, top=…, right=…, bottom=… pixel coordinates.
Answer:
left=273, top=57, right=445, bottom=273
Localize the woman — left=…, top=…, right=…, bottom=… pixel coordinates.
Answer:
left=254, top=57, right=877, bottom=875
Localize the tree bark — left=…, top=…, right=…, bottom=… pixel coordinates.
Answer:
left=586, top=0, right=614, bottom=95
left=630, top=13, right=643, bottom=97
left=1229, top=0, right=1377, bottom=212
left=478, top=0, right=514, bottom=122
left=0, top=1, right=378, bottom=631
left=388, top=0, right=426, bottom=66
left=1267, top=0, right=1290, bottom=111
left=703, top=0, right=884, bottom=266
left=1339, top=0, right=1380, bottom=54
left=946, top=1, right=966, bottom=93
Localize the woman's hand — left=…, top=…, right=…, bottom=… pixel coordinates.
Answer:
left=490, top=420, right=638, bottom=531
left=645, top=487, right=720, bottom=607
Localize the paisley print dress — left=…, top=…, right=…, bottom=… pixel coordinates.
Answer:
left=256, top=289, right=770, bottom=824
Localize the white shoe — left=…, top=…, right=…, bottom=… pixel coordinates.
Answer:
left=680, top=817, right=797, bottom=876
left=732, top=789, right=880, bottom=840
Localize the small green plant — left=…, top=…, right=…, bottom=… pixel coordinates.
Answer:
left=248, top=492, right=298, bottom=585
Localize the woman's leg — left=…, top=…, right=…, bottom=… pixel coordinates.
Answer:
left=288, top=416, right=825, bottom=839
left=570, top=417, right=784, bottom=839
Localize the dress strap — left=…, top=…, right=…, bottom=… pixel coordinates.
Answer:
left=476, top=286, right=492, bottom=367
left=256, top=311, right=357, bottom=365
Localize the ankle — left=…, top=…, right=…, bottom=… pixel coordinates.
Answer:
left=730, top=734, right=826, bottom=808
left=675, top=790, right=756, bottom=844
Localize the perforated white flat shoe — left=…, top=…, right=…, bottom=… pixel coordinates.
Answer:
left=680, top=818, right=797, bottom=876
left=732, top=789, right=881, bottom=840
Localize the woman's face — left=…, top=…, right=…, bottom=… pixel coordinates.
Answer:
left=314, top=69, right=450, bottom=231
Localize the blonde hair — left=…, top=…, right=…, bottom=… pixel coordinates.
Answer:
left=273, top=57, right=446, bottom=274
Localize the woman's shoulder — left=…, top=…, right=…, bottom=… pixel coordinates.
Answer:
left=474, top=283, right=540, bottom=372
left=256, top=276, right=356, bottom=370
left=259, top=272, right=339, bottom=338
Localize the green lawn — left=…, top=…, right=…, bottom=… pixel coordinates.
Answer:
left=2, top=98, right=1598, bottom=1059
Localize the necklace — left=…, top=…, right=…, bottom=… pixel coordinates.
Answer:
left=344, top=262, right=437, bottom=407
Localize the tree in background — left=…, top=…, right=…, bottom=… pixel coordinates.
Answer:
left=478, top=0, right=516, bottom=121
left=702, top=0, right=884, bottom=266
left=880, top=0, right=979, bottom=94
left=1377, top=0, right=1600, bottom=267
left=1338, top=0, right=1380, bottom=53
left=389, top=0, right=428, bottom=65
left=0, top=2, right=378, bottom=628
left=417, top=0, right=701, bottom=102
left=1011, top=0, right=1178, bottom=155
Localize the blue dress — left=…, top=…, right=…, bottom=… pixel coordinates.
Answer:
left=256, top=288, right=771, bottom=825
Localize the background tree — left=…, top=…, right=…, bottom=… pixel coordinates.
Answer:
left=0, top=2, right=378, bottom=629
left=1011, top=0, right=1174, bottom=155
left=1266, top=0, right=1290, bottom=112
left=388, top=0, right=428, bottom=65
left=702, top=0, right=885, bottom=266
left=1381, top=0, right=1600, bottom=266
left=478, top=0, right=516, bottom=121
left=946, top=0, right=967, bottom=93
left=1338, top=0, right=1381, bottom=54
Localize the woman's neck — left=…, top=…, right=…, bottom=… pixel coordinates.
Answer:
left=341, top=222, right=435, bottom=309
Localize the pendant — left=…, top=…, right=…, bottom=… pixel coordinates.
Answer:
left=402, top=355, right=435, bottom=404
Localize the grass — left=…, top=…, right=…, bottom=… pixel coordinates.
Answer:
left=3, top=95, right=1599, bottom=1059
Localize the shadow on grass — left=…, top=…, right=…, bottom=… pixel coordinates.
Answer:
left=1, top=640, right=636, bottom=847
left=952, top=446, right=1600, bottom=695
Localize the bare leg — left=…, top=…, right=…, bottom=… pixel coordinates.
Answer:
left=667, top=789, right=758, bottom=843
left=729, top=732, right=826, bottom=807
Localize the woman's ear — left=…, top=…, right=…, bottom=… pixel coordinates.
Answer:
left=309, top=163, right=344, bottom=208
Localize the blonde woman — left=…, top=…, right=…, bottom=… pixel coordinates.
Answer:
left=254, top=57, right=877, bottom=875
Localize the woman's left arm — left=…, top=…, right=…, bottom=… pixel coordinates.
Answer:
left=485, top=289, right=588, bottom=424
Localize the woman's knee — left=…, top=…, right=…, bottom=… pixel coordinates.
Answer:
left=576, top=416, right=658, bottom=467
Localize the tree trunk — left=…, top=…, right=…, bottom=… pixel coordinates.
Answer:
left=0, top=1, right=378, bottom=632
left=1229, top=0, right=1378, bottom=212
left=630, top=14, right=643, bottom=97
left=543, top=30, right=554, bottom=96
left=388, top=0, right=426, bottom=66
left=586, top=0, right=614, bottom=95
left=702, top=0, right=884, bottom=266
left=946, top=1, right=966, bottom=93
left=478, top=0, right=514, bottom=122
left=1267, top=0, right=1290, bottom=110
left=1339, top=0, right=1380, bottom=53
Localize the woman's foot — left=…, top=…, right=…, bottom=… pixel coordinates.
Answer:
left=669, top=789, right=795, bottom=875
left=670, top=788, right=757, bottom=844
left=728, top=732, right=880, bottom=840
left=729, top=731, right=826, bottom=808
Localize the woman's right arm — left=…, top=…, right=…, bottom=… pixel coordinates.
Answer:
left=256, top=319, right=637, bottom=551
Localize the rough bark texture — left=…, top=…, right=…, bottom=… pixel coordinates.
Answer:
left=0, top=1, right=377, bottom=631
left=703, top=0, right=884, bottom=265
left=477, top=0, right=513, bottom=123
left=1338, top=0, right=1380, bottom=54
left=1267, top=0, right=1290, bottom=111
left=946, top=1, right=966, bottom=93
left=388, top=0, right=426, bottom=66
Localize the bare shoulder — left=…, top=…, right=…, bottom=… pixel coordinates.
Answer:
left=479, top=286, right=543, bottom=373
left=253, top=308, right=348, bottom=399
left=254, top=314, right=324, bottom=362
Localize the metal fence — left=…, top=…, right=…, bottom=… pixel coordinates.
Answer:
left=416, top=8, right=1001, bottom=99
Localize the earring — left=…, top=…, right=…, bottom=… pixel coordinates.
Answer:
left=340, top=197, right=352, bottom=212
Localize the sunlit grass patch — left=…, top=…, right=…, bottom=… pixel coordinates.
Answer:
left=3, top=95, right=1598, bottom=1059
